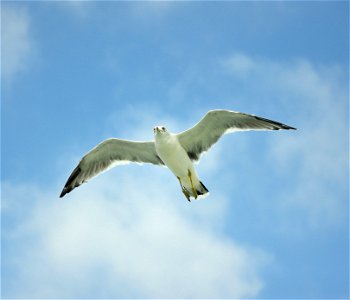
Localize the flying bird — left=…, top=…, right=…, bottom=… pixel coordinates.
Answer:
left=60, top=109, right=296, bottom=201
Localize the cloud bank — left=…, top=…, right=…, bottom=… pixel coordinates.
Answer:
left=2, top=162, right=267, bottom=298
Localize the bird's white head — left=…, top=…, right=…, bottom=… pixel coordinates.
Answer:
left=153, top=126, right=169, bottom=137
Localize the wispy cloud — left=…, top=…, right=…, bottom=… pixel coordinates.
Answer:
left=222, top=53, right=349, bottom=232
left=56, top=1, right=94, bottom=19
left=1, top=5, right=36, bottom=84
left=223, top=53, right=255, bottom=79
left=128, top=1, right=177, bottom=20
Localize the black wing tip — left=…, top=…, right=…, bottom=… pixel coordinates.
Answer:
left=59, top=166, right=82, bottom=198
left=274, top=124, right=297, bottom=130
left=254, top=116, right=296, bottom=131
left=59, top=187, right=71, bottom=198
left=59, top=185, right=75, bottom=198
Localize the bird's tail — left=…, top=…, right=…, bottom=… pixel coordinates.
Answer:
left=197, top=181, right=209, bottom=197
left=185, top=181, right=209, bottom=199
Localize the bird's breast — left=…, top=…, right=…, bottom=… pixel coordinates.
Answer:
left=155, top=136, right=192, bottom=177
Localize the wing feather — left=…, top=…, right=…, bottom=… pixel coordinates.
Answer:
left=177, top=110, right=296, bottom=161
left=60, top=138, right=163, bottom=197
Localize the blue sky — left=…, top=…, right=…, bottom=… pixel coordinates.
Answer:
left=2, top=1, right=349, bottom=299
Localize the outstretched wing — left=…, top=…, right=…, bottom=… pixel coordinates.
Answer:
left=60, top=138, right=163, bottom=197
left=177, top=109, right=296, bottom=161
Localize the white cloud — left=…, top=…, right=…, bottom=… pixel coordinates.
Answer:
left=2, top=158, right=268, bottom=298
left=2, top=5, right=35, bottom=83
left=271, top=61, right=348, bottom=230
left=223, top=53, right=348, bottom=231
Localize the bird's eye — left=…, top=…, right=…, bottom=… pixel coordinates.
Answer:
left=162, top=127, right=165, bottom=131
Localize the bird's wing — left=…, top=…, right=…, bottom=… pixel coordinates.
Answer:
left=60, top=138, right=163, bottom=197
left=177, top=109, right=296, bottom=161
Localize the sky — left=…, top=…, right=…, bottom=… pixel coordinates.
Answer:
left=1, top=1, right=349, bottom=299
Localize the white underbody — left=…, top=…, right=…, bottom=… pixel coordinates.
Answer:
left=154, top=132, right=200, bottom=191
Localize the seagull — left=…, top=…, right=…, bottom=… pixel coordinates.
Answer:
left=60, top=109, right=296, bottom=201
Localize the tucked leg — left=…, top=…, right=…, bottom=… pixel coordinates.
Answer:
left=188, top=170, right=198, bottom=199
left=177, top=176, right=191, bottom=202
